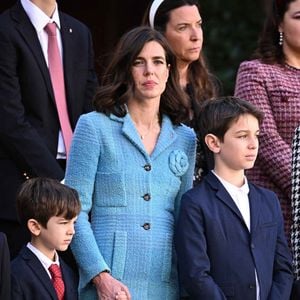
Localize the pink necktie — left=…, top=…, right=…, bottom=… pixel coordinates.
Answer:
left=49, top=264, right=65, bottom=300
left=45, top=23, right=73, bottom=157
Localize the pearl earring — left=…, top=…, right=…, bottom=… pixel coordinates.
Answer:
left=279, top=32, right=283, bottom=46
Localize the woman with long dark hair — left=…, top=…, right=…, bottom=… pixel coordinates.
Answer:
left=143, top=0, right=219, bottom=184
left=65, top=26, right=196, bottom=299
left=235, top=0, right=300, bottom=244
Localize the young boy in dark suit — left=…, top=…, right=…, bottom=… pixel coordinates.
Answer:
left=11, top=177, right=81, bottom=300
left=176, top=96, right=294, bottom=299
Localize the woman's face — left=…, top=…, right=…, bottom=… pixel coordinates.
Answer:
left=280, top=0, right=300, bottom=60
left=131, top=41, right=169, bottom=102
left=164, top=5, right=203, bottom=65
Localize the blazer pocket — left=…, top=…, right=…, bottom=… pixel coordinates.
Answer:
left=94, top=172, right=127, bottom=207
left=269, top=86, right=298, bottom=103
left=260, top=221, right=277, bottom=228
left=111, top=231, right=127, bottom=280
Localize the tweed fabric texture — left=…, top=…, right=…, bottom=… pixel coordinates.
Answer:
left=234, top=59, right=300, bottom=238
left=65, top=111, right=196, bottom=299
left=292, top=126, right=300, bottom=279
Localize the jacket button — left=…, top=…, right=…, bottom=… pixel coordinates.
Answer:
left=144, top=164, right=151, bottom=171
left=251, top=243, right=255, bottom=249
left=142, top=223, right=151, bottom=230
left=143, top=193, right=151, bottom=201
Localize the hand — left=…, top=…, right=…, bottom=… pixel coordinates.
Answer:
left=93, top=271, right=131, bottom=300
left=115, top=290, right=129, bottom=299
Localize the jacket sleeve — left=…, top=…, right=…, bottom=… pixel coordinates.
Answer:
left=234, top=61, right=291, bottom=198
left=174, top=128, right=196, bottom=219
left=175, top=193, right=227, bottom=299
left=268, top=197, right=294, bottom=299
left=65, top=115, right=110, bottom=289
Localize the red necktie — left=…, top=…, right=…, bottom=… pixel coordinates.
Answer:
left=44, top=23, right=73, bottom=157
left=49, top=263, right=65, bottom=300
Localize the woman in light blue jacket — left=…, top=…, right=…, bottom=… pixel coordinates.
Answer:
left=65, top=26, right=196, bottom=300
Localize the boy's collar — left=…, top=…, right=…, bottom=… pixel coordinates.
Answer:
left=27, top=242, right=60, bottom=268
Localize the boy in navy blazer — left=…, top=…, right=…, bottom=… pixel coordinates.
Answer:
left=11, top=178, right=81, bottom=300
left=176, top=96, right=294, bottom=299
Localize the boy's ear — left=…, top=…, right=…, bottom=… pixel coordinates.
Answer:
left=205, top=133, right=221, bottom=153
left=27, top=219, right=42, bottom=237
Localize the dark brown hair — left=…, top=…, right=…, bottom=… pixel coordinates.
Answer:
left=93, top=26, right=189, bottom=125
left=17, top=177, right=81, bottom=228
left=197, top=97, right=263, bottom=161
left=254, top=0, right=296, bottom=64
left=142, top=0, right=218, bottom=105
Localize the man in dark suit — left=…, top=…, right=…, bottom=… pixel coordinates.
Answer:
left=0, top=0, right=98, bottom=258
left=175, top=97, right=294, bottom=299
left=0, top=232, right=10, bottom=300
left=11, top=177, right=81, bottom=299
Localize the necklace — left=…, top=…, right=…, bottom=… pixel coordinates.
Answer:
left=133, top=115, right=160, bottom=140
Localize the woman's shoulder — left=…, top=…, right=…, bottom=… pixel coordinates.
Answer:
left=75, top=111, right=114, bottom=135
left=78, top=111, right=111, bottom=124
left=238, top=59, right=282, bottom=74
left=236, top=59, right=287, bottom=87
left=175, top=123, right=196, bottom=140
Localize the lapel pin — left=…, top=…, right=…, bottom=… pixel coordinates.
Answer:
left=69, top=28, right=72, bottom=33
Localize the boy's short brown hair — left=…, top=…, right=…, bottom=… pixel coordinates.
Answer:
left=198, top=96, right=264, bottom=143
left=197, top=96, right=264, bottom=168
left=17, top=177, right=81, bottom=228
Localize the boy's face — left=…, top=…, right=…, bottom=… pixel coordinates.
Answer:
left=216, top=113, right=259, bottom=173
left=34, top=215, right=77, bottom=260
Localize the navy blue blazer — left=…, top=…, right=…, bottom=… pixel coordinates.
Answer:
left=11, top=246, right=78, bottom=300
left=0, top=233, right=10, bottom=300
left=176, top=171, right=294, bottom=300
left=0, top=1, right=98, bottom=222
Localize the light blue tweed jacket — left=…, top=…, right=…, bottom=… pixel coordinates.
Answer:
left=65, top=111, right=196, bottom=299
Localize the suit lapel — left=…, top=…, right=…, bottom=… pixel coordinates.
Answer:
left=60, top=260, right=77, bottom=300
left=117, top=113, right=177, bottom=160
left=207, top=172, right=248, bottom=227
left=11, top=2, right=54, bottom=100
left=248, top=184, right=262, bottom=234
left=59, top=12, right=75, bottom=115
left=21, top=247, right=57, bottom=299
left=119, top=113, right=149, bottom=157
left=151, top=115, right=177, bottom=160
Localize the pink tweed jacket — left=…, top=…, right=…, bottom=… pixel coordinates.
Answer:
left=234, top=59, right=300, bottom=237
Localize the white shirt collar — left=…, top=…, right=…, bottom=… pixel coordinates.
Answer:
left=21, top=0, right=61, bottom=33
left=212, top=170, right=249, bottom=196
left=27, top=242, right=60, bottom=270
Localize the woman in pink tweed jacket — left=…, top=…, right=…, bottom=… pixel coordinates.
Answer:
left=234, top=0, right=300, bottom=239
